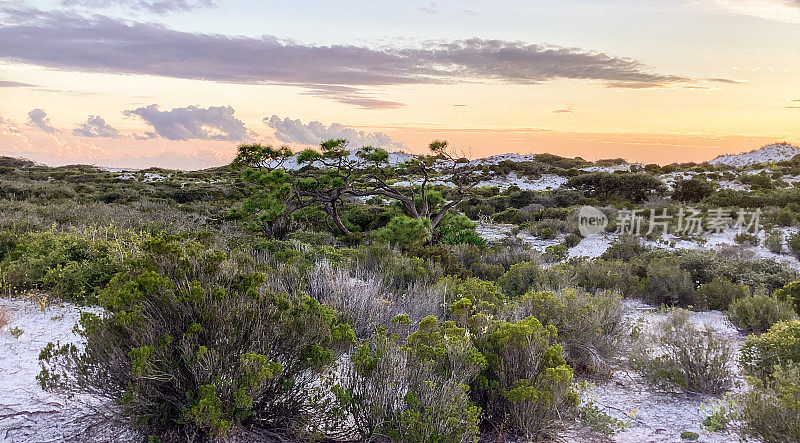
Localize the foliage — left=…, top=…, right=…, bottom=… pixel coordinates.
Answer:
left=776, top=280, right=800, bottom=314
left=497, top=261, right=543, bottom=297
left=470, top=316, right=576, bottom=440
left=698, top=276, right=749, bottom=311
left=631, top=309, right=733, bottom=393
left=741, top=320, right=800, bottom=381
left=38, top=243, right=354, bottom=440
left=438, top=213, right=485, bottom=247
left=377, top=215, right=432, bottom=248
left=672, top=177, right=715, bottom=203
left=515, top=289, right=623, bottom=373
left=642, top=258, right=702, bottom=308
left=739, top=364, right=800, bottom=443
left=331, top=319, right=483, bottom=442
left=728, top=294, right=798, bottom=333
left=700, top=393, right=736, bottom=433
left=0, top=229, right=125, bottom=303
left=567, top=172, right=666, bottom=203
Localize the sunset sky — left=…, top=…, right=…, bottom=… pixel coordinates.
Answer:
left=0, top=0, right=798, bottom=168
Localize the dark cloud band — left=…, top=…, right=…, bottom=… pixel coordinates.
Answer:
left=0, top=7, right=690, bottom=108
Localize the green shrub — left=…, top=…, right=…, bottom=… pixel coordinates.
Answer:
left=377, top=216, right=431, bottom=248
left=766, top=230, right=784, bottom=254
left=516, top=289, right=623, bottom=373
left=0, top=230, right=124, bottom=303
left=775, top=280, right=800, bottom=314
left=728, top=294, right=797, bottom=333
left=471, top=316, right=576, bottom=440
left=642, top=258, right=702, bottom=308
left=631, top=309, right=733, bottom=393
left=789, top=233, right=800, bottom=259
left=564, top=233, right=581, bottom=248
left=672, top=177, right=715, bottom=203
left=332, top=318, right=483, bottom=442
left=497, top=261, right=544, bottom=297
left=38, top=248, right=354, bottom=440
left=698, top=276, right=749, bottom=311
left=700, top=393, right=736, bottom=433
left=735, top=231, right=759, bottom=246
left=438, top=213, right=485, bottom=247
left=741, top=320, right=800, bottom=380
left=739, top=364, right=800, bottom=442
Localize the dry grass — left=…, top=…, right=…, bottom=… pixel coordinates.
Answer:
left=0, top=306, right=10, bottom=331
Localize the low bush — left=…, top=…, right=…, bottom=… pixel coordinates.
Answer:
left=735, top=231, right=759, bottom=246
left=0, top=307, right=9, bottom=331
left=377, top=216, right=431, bottom=249
left=790, top=233, right=800, bottom=259
left=515, top=289, right=624, bottom=373
left=631, top=309, right=733, bottom=394
left=741, top=320, right=800, bottom=381
left=775, top=280, right=800, bottom=314
left=471, top=316, right=576, bottom=440
left=642, top=258, right=703, bottom=308
left=739, top=364, right=800, bottom=442
left=497, top=261, right=543, bottom=297
left=728, top=294, right=797, bottom=333
left=0, top=230, right=125, bottom=303
left=38, top=248, right=355, bottom=441
left=698, top=276, right=749, bottom=311
left=331, top=318, right=484, bottom=442
left=765, top=230, right=784, bottom=254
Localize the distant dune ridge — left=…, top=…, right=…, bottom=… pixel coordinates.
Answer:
left=710, top=143, right=800, bottom=167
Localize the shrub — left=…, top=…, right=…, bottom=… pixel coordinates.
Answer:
left=735, top=231, right=759, bottom=246
left=567, top=172, right=666, bottom=203
left=600, top=234, right=645, bottom=261
left=543, top=244, right=568, bottom=263
left=698, top=276, right=749, bottom=311
left=790, top=233, right=800, bottom=259
left=471, top=316, right=576, bottom=440
left=728, top=294, right=797, bottom=333
left=515, top=289, right=623, bottom=373
left=331, top=318, right=484, bottom=442
left=38, top=253, right=355, bottom=440
left=739, top=364, right=800, bottom=442
left=700, top=393, right=736, bottom=433
left=438, top=214, right=485, bottom=247
left=497, top=261, right=544, bottom=297
left=0, top=230, right=123, bottom=303
left=377, top=216, right=431, bottom=249
left=564, top=233, right=581, bottom=248
left=741, top=320, right=800, bottom=380
left=631, top=309, right=733, bottom=394
left=672, top=177, right=715, bottom=203
left=775, top=280, right=800, bottom=314
left=766, top=230, right=784, bottom=254
left=642, top=258, right=702, bottom=308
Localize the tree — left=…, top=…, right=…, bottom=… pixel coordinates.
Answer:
left=233, top=139, right=484, bottom=241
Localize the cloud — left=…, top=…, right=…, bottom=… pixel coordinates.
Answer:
left=72, top=115, right=121, bottom=138
left=27, top=109, right=58, bottom=133
left=60, top=0, right=215, bottom=14
left=0, top=7, right=694, bottom=108
left=124, top=104, right=249, bottom=141
left=708, top=0, right=800, bottom=23
left=266, top=115, right=408, bottom=151
left=0, top=80, right=36, bottom=87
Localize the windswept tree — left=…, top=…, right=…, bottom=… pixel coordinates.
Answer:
left=232, top=139, right=485, bottom=241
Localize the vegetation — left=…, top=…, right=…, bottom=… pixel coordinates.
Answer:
left=1, top=142, right=800, bottom=440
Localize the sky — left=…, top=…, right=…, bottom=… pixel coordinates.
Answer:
left=0, top=0, right=798, bottom=169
